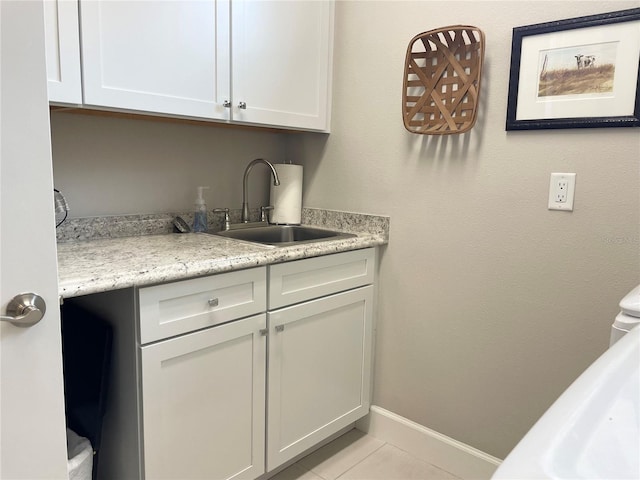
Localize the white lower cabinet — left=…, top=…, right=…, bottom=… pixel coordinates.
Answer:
left=264, top=247, right=376, bottom=471
left=69, top=248, right=376, bottom=479
left=141, top=314, right=266, bottom=480
left=266, top=286, right=373, bottom=470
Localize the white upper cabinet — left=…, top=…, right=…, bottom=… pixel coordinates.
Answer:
left=43, top=0, right=334, bottom=131
left=44, top=0, right=82, bottom=104
left=231, top=0, right=334, bottom=131
left=80, top=0, right=231, bottom=120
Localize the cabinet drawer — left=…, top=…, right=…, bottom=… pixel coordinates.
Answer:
left=139, top=267, right=266, bottom=344
left=268, top=248, right=375, bottom=309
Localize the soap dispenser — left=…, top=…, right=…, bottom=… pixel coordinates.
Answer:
left=193, top=186, right=209, bottom=232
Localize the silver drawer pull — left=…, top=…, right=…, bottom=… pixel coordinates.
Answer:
left=275, top=325, right=285, bottom=332
left=208, top=298, right=219, bottom=307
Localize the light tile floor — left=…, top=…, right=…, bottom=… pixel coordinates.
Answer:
left=270, top=429, right=461, bottom=480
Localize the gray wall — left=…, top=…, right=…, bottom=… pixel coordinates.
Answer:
left=51, top=113, right=288, bottom=217
left=51, top=0, right=640, bottom=461
left=289, top=0, right=640, bottom=459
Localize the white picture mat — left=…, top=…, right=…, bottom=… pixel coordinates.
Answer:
left=516, top=20, right=640, bottom=120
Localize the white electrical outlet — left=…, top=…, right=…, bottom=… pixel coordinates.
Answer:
left=548, top=173, right=576, bottom=211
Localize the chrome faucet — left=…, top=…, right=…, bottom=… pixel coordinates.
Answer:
left=241, top=158, right=280, bottom=223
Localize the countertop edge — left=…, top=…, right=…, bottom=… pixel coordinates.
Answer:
left=58, top=232, right=387, bottom=299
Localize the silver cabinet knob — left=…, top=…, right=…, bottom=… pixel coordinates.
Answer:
left=238, top=101, right=247, bottom=109
left=0, top=293, right=46, bottom=327
left=208, top=298, right=219, bottom=307
left=223, top=100, right=231, bottom=108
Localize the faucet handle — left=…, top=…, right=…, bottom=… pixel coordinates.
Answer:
left=260, top=205, right=274, bottom=223
left=213, top=208, right=231, bottom=231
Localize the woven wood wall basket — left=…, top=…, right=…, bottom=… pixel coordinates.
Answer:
left=402, top=26, right=485, bottom=135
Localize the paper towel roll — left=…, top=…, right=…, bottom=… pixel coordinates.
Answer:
left=270, top=164, right=303, bottom=224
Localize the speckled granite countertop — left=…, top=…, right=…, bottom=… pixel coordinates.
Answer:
left=57, top=209, right=389, bottom=298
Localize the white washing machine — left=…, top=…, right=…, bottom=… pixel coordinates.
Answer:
left=610, top=284, right=640, bottom=346
left=492, top=285, right=640, bottom=480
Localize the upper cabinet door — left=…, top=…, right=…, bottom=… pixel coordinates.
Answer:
left=44, top=0, right=82, bottom=104
left=231, top=0, right=334, bottom=132
left=79, top=0, right=231, bottom=120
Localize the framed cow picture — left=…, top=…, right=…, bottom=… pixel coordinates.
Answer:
left=506, top=8, right=640, bottom=130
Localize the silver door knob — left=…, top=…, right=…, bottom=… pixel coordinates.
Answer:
left=238, top=101, right=247, bottom=109
left=223, top=100, right=231, bottom=108
left=0, top=293, right=46, bottom=327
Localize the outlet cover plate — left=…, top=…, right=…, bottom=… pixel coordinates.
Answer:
left=548, top=173, right=576, bottom=211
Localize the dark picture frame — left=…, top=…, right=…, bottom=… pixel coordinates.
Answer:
left=506, top=8, right=640, bottom=131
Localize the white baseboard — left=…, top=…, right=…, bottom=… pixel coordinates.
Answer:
left=356, top=406, right=502, bottom=480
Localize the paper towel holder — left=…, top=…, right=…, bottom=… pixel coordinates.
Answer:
left=270, top=163, right=303, bottom=225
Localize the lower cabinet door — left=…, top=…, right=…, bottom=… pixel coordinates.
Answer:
left=267, top=286, right=374, bottom=471
left=141, top=314, right=266, bottom=480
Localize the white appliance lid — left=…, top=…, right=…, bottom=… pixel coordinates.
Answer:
left=619, top=285, right=640, bottom=317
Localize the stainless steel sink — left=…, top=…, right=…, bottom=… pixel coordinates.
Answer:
left=210, top=225, right=356, bottom=246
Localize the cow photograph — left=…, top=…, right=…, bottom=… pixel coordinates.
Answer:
left=537, top=42, right=618, bottom=97
left=506, top=8, right=639, bottom=131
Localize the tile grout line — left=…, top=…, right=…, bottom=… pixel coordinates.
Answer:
left=292, top=462, right=329, bottom=480
left=331, top=441, right=388, bottom=480
left=384, top=442, right=464, bottom=479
